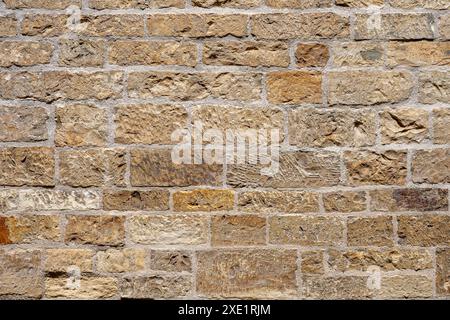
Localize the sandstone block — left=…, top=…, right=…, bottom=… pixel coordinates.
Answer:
left=0, top=106, right=48, bottom=142
left=238, top=191, right=319, bottom=213
left=211, top=215, right=266, bottom=246
left=347, top=216, right=394, bottom=246
left=103, top=190, right=170, bottom=211
left=412, top=149, right=450, bottom=184
left=173, top=189, right=234, bottom=212
left=65, top=215, right=125, bottom=246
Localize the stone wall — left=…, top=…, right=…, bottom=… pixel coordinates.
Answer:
left=0, top=0, right=449, bottom=299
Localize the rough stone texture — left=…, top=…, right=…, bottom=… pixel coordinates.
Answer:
left=197, top=250, right=298, bottom=298
left=128, top=72, right=261, bottom=101
left=238, top=191, right=319, bottom=213
left=370, top=188, right=448, bottom=212
left=269, top=216, right=344, bottom=246
left=412, top=149, right=450, bottom=184
left=1, top=1, right=449, bottom=301
left=328, top=71, right=414, bottom=105
left=211, top=215, right=266, bottom=246
left=203, top=41, right=289, bottom=67
left=380, top=108, right=429, bottom=144
left=344, top=150, right=407, bottom=186
left=328, top=249, right=433, bottom=272
left=0, top=147, right=55, bottom=187
left=289, top=108, right=376, bottom=147
left=0, top=106, right=48, bottom=142
left=173, top=189, right=234, bottom=212
left=419, top=71, right=450, bottom=104
left=354, top=14, right=435, bottom=40
left=323, top=191, right=367, bottom=213
left=56, top=104, right=107, bottom=147
left=128, top=215, right=209, bottom=245
left=65, top=216, right=125, bottom=246
left=433, top=108, right=450, bottom=144
left=398, top=215, right=450, bottom=246
left=114, top=104, right=188, bottom=145
left=103, top=190, right=169, bottom=211
left=267, top=71, right=322, bottom=104
left=347, top=216, right=394, bottom=246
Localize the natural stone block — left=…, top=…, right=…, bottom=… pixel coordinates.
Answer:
left=89, top=0, right=185, bottom=9
left=121, top=275, right=191, bottom=299
left=0, top=41, right=53, bottom=67
left=65, top=215, right=125, bottom=246
left=347, top=216, right=394, bottom=246
left=390, top=0, right=449, bottom=9
left=78, top=15, right=145, bottom=37
left=59, top=39, right=105, bottom=67
left=45, top=249, right=94, bottom=273
left=211, top=215, right=266, bottom=246
left=0, top=16, right=17, bottom=36
left=2, top=215, right=60, bottom=244
left=332, top=42, right=384, bottom=67
left=45, top=277, right=118, bottom=299
left=0, top=147, right=54, bottom=187
left=238, top=191, right=319, bottom=213
left=173, top=189, right=234, bottom=212
left=267, top=71, right=322, bottom=104
left=193, top=0, right=262, bottom=7
left=419, top=71, right=450, bottom=104
left=380, top=107, right=429, bottom=144
left=128, top=215, right=208, bottom=245
left=380, top=276, right=433, bottom=299
left=323, top=191, right=367, bottom=213
left=96, top=249, right=146, bottom=273
left=269, top=216, right=344, bottom=246
left=398, top=214, right=450, bottom=246
left=149, top=250, right=192, bottom=273
left=433, top=108, right=450, bottom=144
left=335, top=0, right=383, bottom=7
left=21, top=14, right=69, bottom=37
left=4, top=0, right=81, bottom=9
left=436, top=249, right=450, bottom=296
left=387, top=41, right=450, bottom=67
left=412, top=149, right=450, bottom=184
left=0, top=106, right=48, bottom=142
left=197, top=249, right=298, bottom=298
left=439, top=15, right=450, bottom=39
left=301, top=251, right=324, bottom=274
left=267, top=0, right=333, bottom=8
left=302, top=276, right=372, bottom=299
left=103, top=190, right=170, bottom=211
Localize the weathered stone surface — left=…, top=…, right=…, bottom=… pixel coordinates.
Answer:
left=128, top=72, right=261, bottom=101
left=354, top=14, right=435, bottom=40
left=238, top=191, right=319, bottom=213
left=0, top=218, right=8, bottom=244
left=387, top=41, right=450, bottom=67
left=211, top=215, right=266, bottom=246
left=65, top=216, right=125, bottom=246
left=328, top=249, right=433, bottom=272
left=150, top=250, right=192, bottom=273
left=203, top=41, right=289, bottom=67
left=332, top=42, right=384, bottom=67
left=0, top=249, right=42, bottom=298
left=59, top=149, right=125, bottom=187
left=344, top=150, right=407, bottom=186
left=109, top=41, right=197, bottom=66
left=390, top=0, right=449, bottom=9
left=347, top=216, right=394, bottom=246
left=89, top=0, right=185, bottom=9
left=436, top=249, right=450, bottom=296
left=227, top=151, right=341, bottom=188
left=114, top=104, right=188, bottom=144
left=380, top=276, right=433, bottom=299
left=3, top=215, right=60, bottom=244
left=323, top=191, right=366, bottom=213
left=45, top=277, right=118, bottom=299
left=0, top=147, right=54, bottom=187
left=21, top=14, right=69, bottom=37
left=0, top=16, right=17, bottom=36
left=0, top=41, right=53, bottom=67
left=267, top=0, right=332, bottom=7
left=0, top=189, right=101, bottom=212
left=289, top=108, right=376, bottom=147
left=130, top=149, right=223, bottom=187
left=335, top=0, right=383, bottom=7
left=121, top=275, right=191, bottom=299
left=103, top=190, right=170, bottom=211
left=0, top=72, right=123, bottom=102
left=193, top=0, right=262, bottom=7
left=56, top=104, right=107, bottom=147
left=96, top=249, right=146, bottom=273
left=267, top=71, right=322, bottom=104
left=303, top=276, right=372, bottom=299
left=59, top=39, right=105, bottom=67
left=128, top=215, right=208, bottom=245
left=296, top=43, right=329, bottom=67
left=439, top=15, right=450, bottom=39
left=192, top=105, right=284, bottom=138
left=398, top=214, right=450, bottom=246
left=0, top=106, right=48, bottom=142
left=370, top=188, right=448, bottom=212
left=45, top=249, right=94, bottom=273
left=419, top=71, right=450, bottom=104
left=412, top=149, right=450, bottom=184
left=301, top=251, right=324, bottom=274
left=4, top=0, right=81, bottom=9
left=269, top=216, right=344, bottom=246
left=433, top=108, right=450, bottom=144
left=197, top=249, right=297, bottom=298
left=328, top=71, right=413, bottom=105
left=380, top=107, right=429, bottom=144
left=147, top=14, right=248, bottom=37
left=251, top=13, right=350, bottom=40
left=78, top=15, right=145, bottom=37
left=173, top=189, right=234, bottom=212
